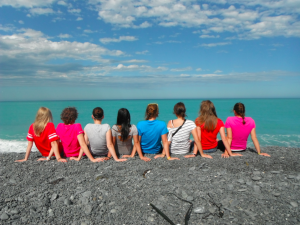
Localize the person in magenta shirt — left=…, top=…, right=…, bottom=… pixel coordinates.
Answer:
left=223, top=103, right=270, bottom=157
left=186, top=100, right=242, bottom=159
left=15, top=107, right=66, bottom=163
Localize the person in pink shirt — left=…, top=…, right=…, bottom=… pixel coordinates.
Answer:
left=222, top=102, right=270, bottom=157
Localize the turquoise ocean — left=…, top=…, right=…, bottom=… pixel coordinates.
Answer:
left=0, top=98, right=299, bottom=153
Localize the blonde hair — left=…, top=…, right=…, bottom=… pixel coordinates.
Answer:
left=197, top=100, right=218, bottom=132
left=33, top=107, right=53, bottom=136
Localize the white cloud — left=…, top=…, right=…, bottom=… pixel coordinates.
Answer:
left=199, top=42, right=231, bottom=47
left=171, top=67, right=192, bottom=72
left=57, top=1, right=67, bottom=6
left=99, top=36, right=138, bottom=44
left=76, top=17, right=83, bottom=21
left=29, top=8, right=55, bottom=15
left=196, top=68, right=202, bottom=71
left=84, top=29, right=95, bottom=33
left=88, top=0, right=300, bottom=39
left=0, top=0, right=56, bottom=8
left=135, top=50, right=149, bottom=55
left=58, top=33, right=72, bottom=38
left=214, top=70, right=222, bottom=73
left=68, top=8, right=81, bottom=14
left=200, top=34, right=220, bottom=38
left=18, top=20, right=24, bottom=24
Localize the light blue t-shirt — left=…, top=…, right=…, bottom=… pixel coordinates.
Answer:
left=137, top=120, right=168, bottom=154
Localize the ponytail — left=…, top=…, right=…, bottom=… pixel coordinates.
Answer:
left=233, top=103, right=246, bottom=125
left=116, top=108, right=131, bottom=141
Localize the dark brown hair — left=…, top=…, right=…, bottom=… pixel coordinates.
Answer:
left=173, top=102, right=187, bottom=118
left=61, top=107, right=78, bottom=124
left=197, top=100, right=218, bottom=131
left=145, top=104, right=159, bottom=120
left=93, top=107, right=104, bottom=120
left=233, top=102, right=246, bottom=124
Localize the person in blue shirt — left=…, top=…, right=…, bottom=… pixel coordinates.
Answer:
left=137, top=103, right=179, bottom=161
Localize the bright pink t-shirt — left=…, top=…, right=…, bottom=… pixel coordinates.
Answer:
left=225, top=116, right=255, bottom=150
left=56, top=123, right=84, bottom=157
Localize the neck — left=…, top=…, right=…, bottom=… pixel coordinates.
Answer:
left=94, top=120, right=102, bottom=124
left=148, top=117, right=156, bottom=121
left=176, top=116, right=184, bottom=120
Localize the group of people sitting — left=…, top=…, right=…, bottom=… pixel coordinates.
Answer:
left=16, top=100, right=270, bottom=163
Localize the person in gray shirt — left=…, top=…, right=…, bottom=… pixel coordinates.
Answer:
left=112, top=108, right=145, bottom=159
left=84, top=107, right=126, bottom=162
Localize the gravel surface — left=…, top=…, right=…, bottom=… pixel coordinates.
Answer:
left=1, top=146, right=300, bottom=225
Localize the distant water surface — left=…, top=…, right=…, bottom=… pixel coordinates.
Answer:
left=0, top=98, right=299, bottom=153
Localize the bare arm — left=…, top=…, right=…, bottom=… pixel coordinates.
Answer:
left=131, top=135, right=151, bottom=162
left=250, top=128, right=270, bottom=157
left=185, top=128, right=212, bottom=159
left=220, top=127, right=242, bottom=158
left=106, top=130, right=127, bottom=162
left=71, top=134, right=105, bottom=162
left=51, top=141, right=67, bottom=162
left=15, top=141, right=33, bottom=162
left=84, top=131, right=89, bottom=146
left=226, top=128, right=232, bottom=147
left=154, top=134, right=179, bottom=160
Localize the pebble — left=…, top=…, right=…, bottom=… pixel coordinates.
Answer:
left=51, top=193, right=58, bottom=201
left=208, top=207, right=216, bottom=213
left=64, top=199, right=72, bottom=206
left=252, top=176, right=262, bottom=181
left=253, top=171, right=261, bottom=175
left=82, top=191, right=92, bottom=198
left=271, top=171, right=280, bottom=174
left=0, top=213, right=9, bottom=220
left=110, top=209, right=117, bottom=213
left=290, top=202, right=298, bottom=207
left=9, top=179, right=17, bottom=184
left=194, top=206, right=206, bottom=214
left=288, top=175, right=296, bottom=179
left=237, top=179, right=245, bottom=184
left=186, top=196, right=193, bottom=201
left=85, top=205, right=93, bottom=215
left=253, top=185, right=261, bottom=193
left=10, top=210, right=19, bottom=214
left=273, top=193, right=281, bottom=197
left=147, top=217, right=155, bottom=222
left=48, top=209, right=54, bottom=217
left=228, top=184, right=234, bottom=190
left=238, top=189, right=247, bottom=192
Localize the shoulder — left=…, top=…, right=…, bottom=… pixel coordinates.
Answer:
left=74, top=123, right=83, bottom=129
left=131, top=124, right=137, bottom=129
left=185, top=119, right=195, bottom=124
left=167, top=120, right=172, bottom=128
left=103, top=123, right=111, bottom=129
left=217, top=118, right=224, bottom=126
left=245, top=117, right=255, bottom=124
left=56, top=123, right=63, bottom=129
left=137, top=120, right=146, bottom=127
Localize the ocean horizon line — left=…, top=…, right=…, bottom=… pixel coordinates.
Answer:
left=1, top=97, right=300, bottom=103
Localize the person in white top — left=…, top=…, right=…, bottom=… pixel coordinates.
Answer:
left=167, top=102, right=212, bottom=158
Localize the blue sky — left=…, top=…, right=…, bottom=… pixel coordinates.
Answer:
left=0, top=0, right=299, bottom=101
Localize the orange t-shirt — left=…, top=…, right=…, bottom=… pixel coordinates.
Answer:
left=195, top=118, right=224, bottom=150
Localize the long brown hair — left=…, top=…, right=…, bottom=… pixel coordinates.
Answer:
left=233, top=102, right=246, bottom=124
left=197, top=100, right=218, bottom=131
left=145, top=104, right=159, bottom=120
left=33, top=107, right=53, bottom=136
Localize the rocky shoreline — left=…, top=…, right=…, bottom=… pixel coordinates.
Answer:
left=1, top=146, right=300, bottom=225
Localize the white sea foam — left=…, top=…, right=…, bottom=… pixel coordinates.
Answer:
left=0, top=139, right=38, bottom=153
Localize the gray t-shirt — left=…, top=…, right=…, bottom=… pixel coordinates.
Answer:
left=84, top=123, right=110, bottom=156
left=111, top=124, right=138, bottom=155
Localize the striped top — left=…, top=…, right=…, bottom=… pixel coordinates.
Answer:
left=167, top=119, right=196, bottom=154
